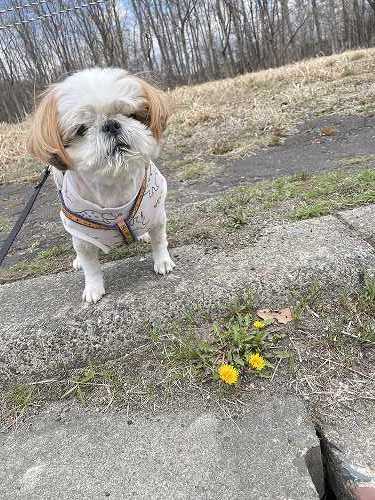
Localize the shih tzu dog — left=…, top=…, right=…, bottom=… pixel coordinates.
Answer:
left=28, top=67, right=175, bottom=303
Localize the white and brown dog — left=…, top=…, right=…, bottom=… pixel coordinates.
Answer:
left=28, top=68, right=175, bottom=303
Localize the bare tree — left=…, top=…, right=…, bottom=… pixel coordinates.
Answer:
left=1, top=0, right=375, bottom=121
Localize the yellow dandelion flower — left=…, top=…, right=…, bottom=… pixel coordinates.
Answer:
left=218, top=364, right=239, bottom=385
left=253, top=320, right=266, bottom=330
left=248, top=353, right=266, bottom=371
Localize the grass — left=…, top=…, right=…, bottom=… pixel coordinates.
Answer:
left=215, top=168, right=375, bottom=224
left=4, top=384, right=36, bottom=425
left=335, top=154, right=375, bottom=167
left=0, top=118, right=41, bottom=184
left=0, top=215, right=10, bottom=233
left=0, top=240, right=149, bottom=283
left=0, top=244, right=74, bottom=283
left=176, top=161, right=214, bottom=181
left=3, top=48, right=375, bottom=184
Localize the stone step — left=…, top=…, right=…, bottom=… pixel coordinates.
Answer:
left=1, top=211, right=375, bottom=384
left=0, top=395, right=318, bottom=499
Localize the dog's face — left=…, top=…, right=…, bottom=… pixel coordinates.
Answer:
left=28, top=68, right=169, bottom=174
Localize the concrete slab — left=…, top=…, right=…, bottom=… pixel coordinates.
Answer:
left=324, top=413, right=375, bottom=471
left=339, top=204, right=375, bottom=242
left=1, top=215, right=375, bottom=383
left=0, top=395, right=318, bottom=499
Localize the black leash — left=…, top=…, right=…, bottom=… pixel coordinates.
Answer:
left=0, top=167, right=50, bottom=266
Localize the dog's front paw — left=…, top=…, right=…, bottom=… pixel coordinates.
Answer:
left=154, top=256, right=175, bottom=275
left=138, top=232, right=151, bottom=244
left=73, top=256, right=81, bottom=271
left=82, top=283, right=105, bottom=303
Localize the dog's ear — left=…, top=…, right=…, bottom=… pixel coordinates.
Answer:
left=28, top=86, right=71, bottom=170
left=139, top=80, right=169, bottom=141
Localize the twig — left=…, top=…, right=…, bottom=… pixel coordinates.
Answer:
left=270, top=357, right=282, bottom=382
left=289, top=337, right=302, bottom=363
left=60, top=385, right=77, bottom=399
left=26, top=378, right=58, bottom=385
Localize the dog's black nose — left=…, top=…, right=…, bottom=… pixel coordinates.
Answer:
left=102, top=119, right=121, bottom=136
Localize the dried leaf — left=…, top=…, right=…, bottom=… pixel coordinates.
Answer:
left=256, top=307, right=293, bottom=325
left=320, top=126, right=336, bottom=137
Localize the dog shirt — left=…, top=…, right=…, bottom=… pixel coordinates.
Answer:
left=53, top=161, right=167, bottom=253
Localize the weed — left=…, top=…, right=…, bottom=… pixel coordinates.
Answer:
left=0, top=244, right=73, bottom=283
left=348, top=52, right=365, bottom=61
left=215, top=168, right=375, bottom=227
left=341, top=65, right=354, bottom=77
left=211, top=142, right=234, bottom=155
left=6, top=384, right=34, bottom=413
left=357, top=324, right=375, bottom=343
left=165, top=291, right=286, bottom=385
left=177, top=161, right=213, bottom=181
left=291, top=171, right=311, bottom=182
left=0, top=216, right=10, bottom=233
left=358, top=278, right=375, bottom=314
left=61, top=365, right=121, bottom=403
left=104, top=241, right=148, bottom=262
left=38, top=245, right=71, bottom=259
left=269, top=135, right=282, bottom=146
left=335, top=155, right=375, bottom=167
left=225, top=207, right=249, bottom=229
left=291, top=202, right=330, bottom=220
left=293, top=283, right=321, bottom=320
left=225, top=289, right=254, bottom=318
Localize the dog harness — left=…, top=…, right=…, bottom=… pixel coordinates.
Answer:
left=54, top=161, right=167, bottom=253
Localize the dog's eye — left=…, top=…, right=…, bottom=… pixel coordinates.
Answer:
left=129, top=111, right=149, bottom=126
left=76, top=124, right=87, bottom=137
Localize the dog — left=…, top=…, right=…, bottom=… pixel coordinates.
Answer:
left=28, top=67, right=175, bottom=303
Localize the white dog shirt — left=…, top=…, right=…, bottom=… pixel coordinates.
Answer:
left=53, top=161, right=167, bottom=253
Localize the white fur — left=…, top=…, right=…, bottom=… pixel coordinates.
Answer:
left=52, top=68, right=174, bottom=303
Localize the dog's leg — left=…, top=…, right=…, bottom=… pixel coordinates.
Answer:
left=149, top=218, right=175, bottom=275
left=72, top=236, right=105, bottom=303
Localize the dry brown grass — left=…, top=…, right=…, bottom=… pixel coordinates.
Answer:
left=164, top=48, right=375, bottom=161
left=2, top=48, right=375, bottom=184
left=0, top=119, right=41, bottom=184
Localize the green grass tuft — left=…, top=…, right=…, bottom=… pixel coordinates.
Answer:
left=217, top=168, right=375, bottom=225
left=0, top=216, right=10, bottom=233
left=6, top=384, right=34, bottom=412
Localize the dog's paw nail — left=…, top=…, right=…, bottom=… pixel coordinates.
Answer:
left=154, top=258, right=175, bottom=275
left=73, top=257, right=81, bottom=271
left=82, top=285, right=105, bottom=303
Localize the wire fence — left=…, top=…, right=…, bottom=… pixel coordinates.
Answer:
left=0, top=0, right=108, bottom=30
left=0, top=1, right=51, bottom=15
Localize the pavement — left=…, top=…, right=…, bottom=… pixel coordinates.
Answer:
left=0, top=395, right=318, bottom=500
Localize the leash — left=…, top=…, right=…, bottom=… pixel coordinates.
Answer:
left=0, top=166, right=50, bottom=266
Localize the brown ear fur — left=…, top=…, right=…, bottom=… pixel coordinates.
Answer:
left=28, top=87, right=71, bottom=170
left=139, top=80, right=169, bottom=141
